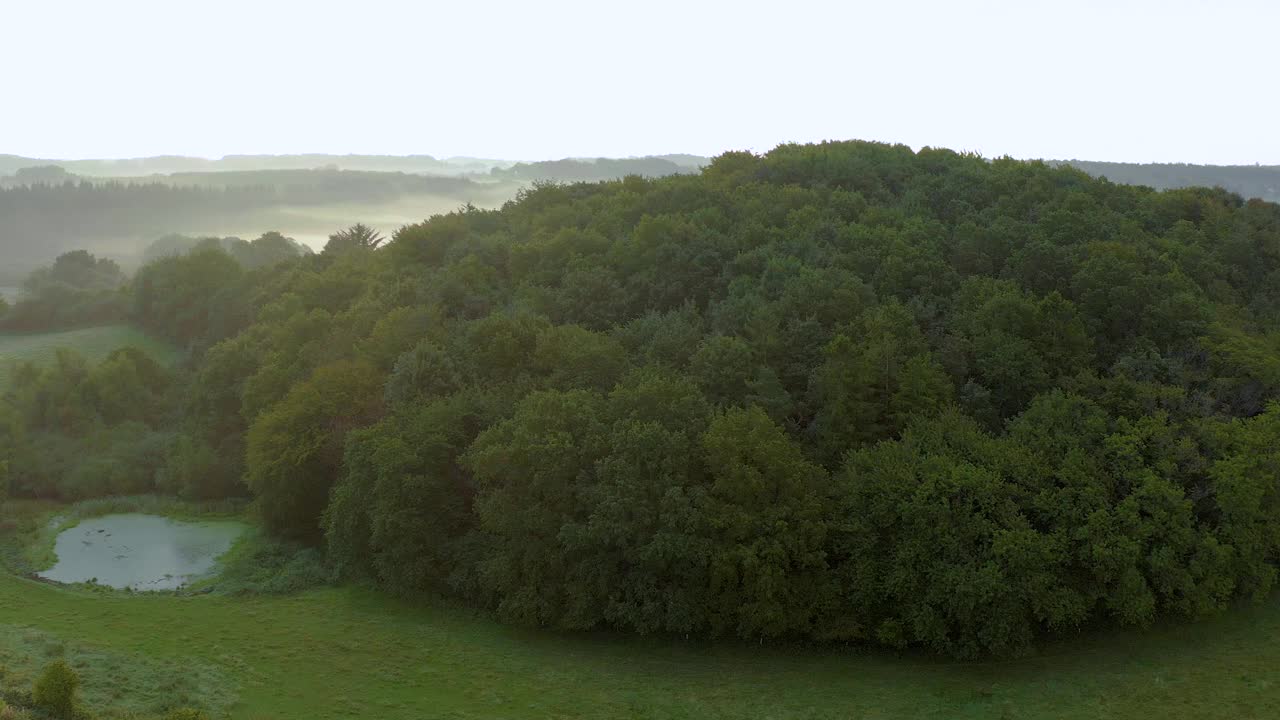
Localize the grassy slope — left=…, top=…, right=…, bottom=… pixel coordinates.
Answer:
left=1, top=571, right=1278, bottom=719
left=0, top=325, right=180, bottom=388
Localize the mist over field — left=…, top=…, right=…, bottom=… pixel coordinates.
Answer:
left=0, top=155, right=710, bottom=283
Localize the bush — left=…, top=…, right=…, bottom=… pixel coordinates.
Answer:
left=31, top=660, right=78, bottom=718
left=195, top=531, right=334, bottom=595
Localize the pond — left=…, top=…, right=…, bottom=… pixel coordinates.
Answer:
left=38, top=514, right=246, bottom=591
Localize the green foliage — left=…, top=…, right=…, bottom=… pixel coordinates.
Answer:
left=132, top=245, right=249, bottom=350
left=324, top=394, right=480, bottom=595
left=31, top=660, right=78, bottom=718
left=246, top=360, right=383, bottom=539
left=465, top=388, right=612, bottom=625
left=155, top=434, right=242, bottom=501
left=28, top=250, right=125, bottom=292
left=1209, top=403, right=1280, bottom=598
left=699, top=406, right=829, bottom=637
left=808, top=303, right=952, bottom=463
left=324, top=223, right=386, bottom=254
left=193, top=529, right=332, bottom=595
left=0, top=251, right=128, bottom=331
left=144, top=231, right=311, bottom=272
left=0, top=340, right=184, bottom=501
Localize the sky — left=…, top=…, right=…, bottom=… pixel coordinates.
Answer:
left=2, top=0, right=1277, bottom=164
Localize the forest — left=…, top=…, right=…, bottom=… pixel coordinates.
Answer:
left=4, top=140, right=1280, bottom=659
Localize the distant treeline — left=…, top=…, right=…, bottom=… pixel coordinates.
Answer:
left=0, top=169, right=480, bottom=202
left=0, top=153, right=710, bottom=180
left=0, top=250, right=128, bottom=330
left=161, top=169, right=480, bottom=204
left=491, top=156, right=704, bottom=182
left=0, top=181, right=277, bottom=270
left=1063, top=160, right=1280, bottom=202
left=6, top=141, right=1280, bottom=659
left=0, top=171, right=489, bottom=270
left=0, top=235, right=309, bottom=332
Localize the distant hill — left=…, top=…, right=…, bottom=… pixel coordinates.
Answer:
left=0, top=153, right=711, bottom=182
left=9, top=152, right=1274, bottom=197
left=0, top=153, right=515, bottom=178
left=0, top=168, right=510, bottom=276
left=654, top=153, right=712, bottom=169
left=160, top=168, right=480, bottom=201
left=1060, top=160, right=1280, bottom=202
left=490, top=156, right=706, bottom=182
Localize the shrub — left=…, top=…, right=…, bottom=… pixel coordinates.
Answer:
left=31, top=660, right=78, bottom=718
left=196, top=531, right=334, bottom=595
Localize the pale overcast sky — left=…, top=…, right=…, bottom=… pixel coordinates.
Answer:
left=2, top=0, right=1276, bottom=164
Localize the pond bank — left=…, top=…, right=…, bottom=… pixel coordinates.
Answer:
left=38, top=513, right=247, bottom=590
left=0, top=495, right=246, bottom=576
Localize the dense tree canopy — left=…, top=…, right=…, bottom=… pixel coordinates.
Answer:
left=143, top=232, right=311, bottom=269
left=6, top=140, right=1280, bottom=656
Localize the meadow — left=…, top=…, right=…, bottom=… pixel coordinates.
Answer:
left=2, top=568, right=1279, bottom=719
left=0, top=325, right=179, bottom=388
left=1, top=497, right=1278, bottom=720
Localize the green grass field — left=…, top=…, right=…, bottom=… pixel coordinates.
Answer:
left=0, top=325, right=180, bottom=388
left=2, top=569, right=1279, bottom=719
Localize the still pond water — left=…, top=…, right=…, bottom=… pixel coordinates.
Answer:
left=38, top=514, right=246, bottom=590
